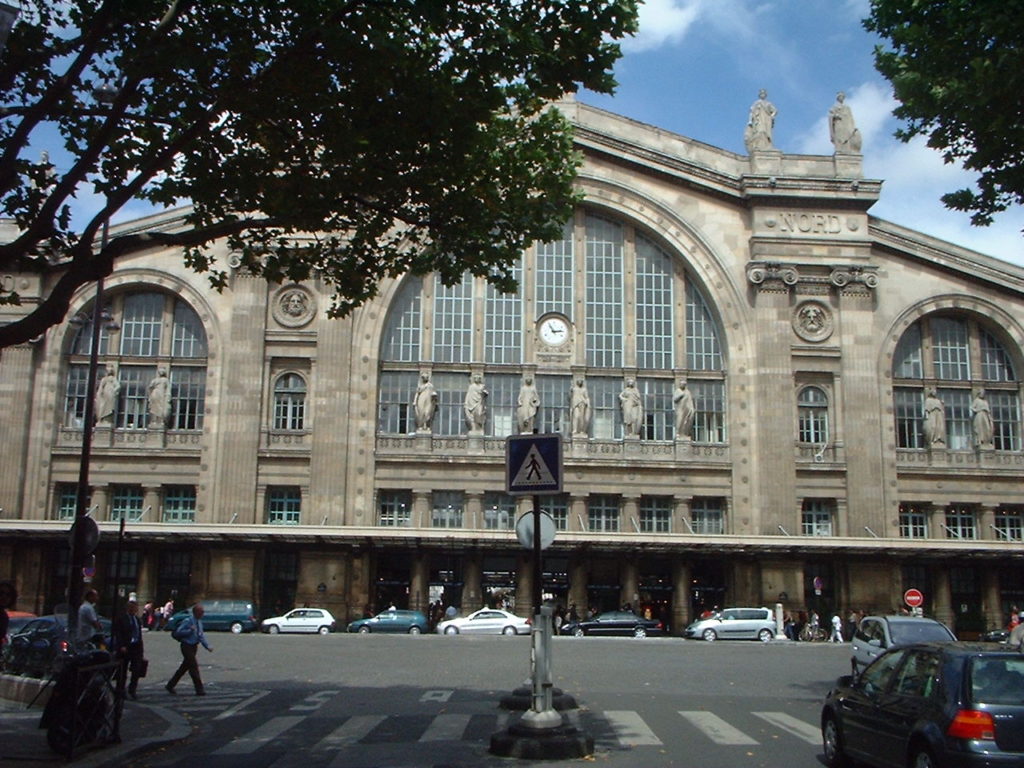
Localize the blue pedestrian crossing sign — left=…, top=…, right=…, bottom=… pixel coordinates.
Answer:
left=506, top=434, right=562, bottom=495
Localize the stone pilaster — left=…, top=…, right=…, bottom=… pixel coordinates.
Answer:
left=932, top=566, right=953, bottom=629
left=619, top=557, right=638, bottom=611
left=462, top=552, right=483, bottom=611
left=409, top=550, right=430, bottom=614
left=671, top=559, right=692, bottom=635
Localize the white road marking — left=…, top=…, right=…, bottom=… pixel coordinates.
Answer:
left=213, top=689, right=271, bottom=720
left=752, top=711, right=821, bottom=744
left=420, top=689, right=453, bottom=702
left=290, top=689, right=341, bottom=711
left=604, top=710, right=663, bottom=746
left=419, top=713, right=472, bottom=741
left=211, top=715, right=304, bottom=755
left=678, top=711, right=759, bottom=745
left=315, top=714, right=387, bottom=749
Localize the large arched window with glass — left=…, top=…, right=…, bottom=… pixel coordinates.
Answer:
left=273, top=373, right=307, bottom=431
left=377, top=208, right=727, bottom=442
left=892, top=314, right=1021, bottom=451
left=64, top=290, right=208, bottom=431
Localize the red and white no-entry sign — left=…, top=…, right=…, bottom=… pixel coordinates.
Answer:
left=904, top=588, right=924, bottom=608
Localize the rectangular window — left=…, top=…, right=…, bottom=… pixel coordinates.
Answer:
left=588, top=495, right=620, bottom=532
left=64, top=365, right=90, bottom=428
left=801, top=499, right=834, bottom=536
left=378, top=371, right=417, bottom=434
left=994, top=509, right=1023, bottom=542
left=940, top=388, right=971, bottom=450
left=980, top=329, right=1015, bottom=382
left=540, top=495, right=568, bottom=531
left=585, top=215, right=623, bottom=368
left=639, top=378, right=673, bottom=441
left=639, top=496, right=672, bottom=533
left=990, top=391, right=1021, bottom=451
left=690, top=380, right=726, bottom=443
left=899, top=503, right=928, bottom=539
left=589, top=377, right=622, bottom=440
left=945, top=505, right=976, bottom=539
left=483, top=492, right=516, bottom=531
left=433, top=273, right=473, bottom=363
left=894, top=388, right=924, bottom=448
left=486, top=374, right=518, bottom=438
left=635, top=238, right=673, bottom=370
left=163, top=486, right=196, bottom=523
left=111, top=485, right=145, bottom=522
left=172, top=300, right=207, bottom=357
left=893, top=324, right=923, bottom=378
left=55, top=484, right=78, bottom=521
left=686, top=283, right=722, bottom=371
left=378, top=490, right=412, bottom=527
left=267, top=486, right=301, bottom=525
left=484, top=260, right=522, bottom=365
left=107, top=549, right=139, bottom=581
left=382, top=278, right=422, bottom=362
left=120, top=293, right=164, bottom=357
left=170, top=367, right=206, bottom=430
left=691, top=498, right=725, bottom=534
left=535, top=221, right=574, bottom=318
left=116, top=366, right=152, bottom=429
left=433, top=372, right=467, bottom=437
left=431, top=491, right=464, bottom=528
left=931, top=318, right=970, bottom=380
left=536, top=375, right=570, bottom=435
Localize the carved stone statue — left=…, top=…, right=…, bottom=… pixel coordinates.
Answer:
left=516, top=374, right=540, bottom=433
left=619, top=378, right=644, bottom=438
left=971, top=389, right=994, bottom=448
left=570, top=376, right=590, bottom=435
left=923, top=388, right=946, bottom=447
left=744, top=89, right=777, bottom=152
left=413, top=371, right=438, bottom=432
left=464, top=373, right=488, bottom=433
left=95, top=366, right=120, bottom=425
left=147, top=366, right=171, bottom=426
left=829, top=91, right=862, bottom=153
left=673, top=379, right=696, bottom=439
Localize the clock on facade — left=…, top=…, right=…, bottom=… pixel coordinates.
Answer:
left=538, top=315, right=570, bottom=347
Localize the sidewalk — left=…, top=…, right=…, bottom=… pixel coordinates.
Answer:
left=0, top=674, right=191, bottom=766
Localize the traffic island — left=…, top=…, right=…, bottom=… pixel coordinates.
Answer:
left=489, top=717, right=594, bottom=760
left=499, top=684, right=577, bottom=711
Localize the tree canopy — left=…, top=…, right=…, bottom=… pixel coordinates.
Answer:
left=864, top=0, right=1024, bottom=227
left=0, top=0, right=638, bottom=348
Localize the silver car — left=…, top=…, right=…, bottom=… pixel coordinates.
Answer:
left=684, top=607, right=776, bottom=642
left=850, top=614, right=955, bottom=672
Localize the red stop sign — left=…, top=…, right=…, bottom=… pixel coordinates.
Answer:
left=904, top=588, right=924, bottom=608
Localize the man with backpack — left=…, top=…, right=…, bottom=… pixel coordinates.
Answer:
left=165, top=603, right=213, bottom=696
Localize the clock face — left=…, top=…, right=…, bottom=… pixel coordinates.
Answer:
left=539, top=316, right=569, bottom=346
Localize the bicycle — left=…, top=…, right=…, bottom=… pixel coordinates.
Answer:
left=799, top=622, right=827, bottom=642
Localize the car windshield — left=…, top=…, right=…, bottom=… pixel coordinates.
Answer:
left=888, top=621, right=952, bottom=645
left=971, top=657, right=1024, bottom=705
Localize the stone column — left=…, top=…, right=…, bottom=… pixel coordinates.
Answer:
left=568, top=495, right=587, bottom=532
left=619, top=557, right=638, bottom=611
left=465, top=493, right=484, bottom=531
left=409, top=550, right=430, bottom=614
left=568, top=556, right=588, bottom=616
left=90, top=486, right=109, bottom=521
left=674, top=497, right=692, bottom=534
left=622, top=495, right=640, bottom=534
left=514, top=551, right=533, bottom=616
left=978, top=505, right=997, bottom=540
left=671, top=558, right=692, bottom=636
left=411, top=490, right=431, bottom=529
left=932, top=566, right=953, bottom=629
left=983, top=566, right=1002, bottom=632
left=462, top=552, right=483, bottom=611
left=142, top=486, right=161, bottom=523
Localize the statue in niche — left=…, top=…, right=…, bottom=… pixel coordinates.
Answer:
left=673, top=379, right=696, bottom=439
left=971, top=389, right=994, bottom=448
left=829, top=91, right=862, bottom=153
left=95, top=366, right=120, bottom=425
left=464, top=373, right=488, bottom=433
left=744, top=88, right=777, bottom=152
left=516, top=374, right=540, bottom=433
left=922, top=388, right=946, bottom=447
left=570, top=376, right=591, bottom=435
left=619, top=378, right=644, bottom=438
left=413, top=371, right=437, bottom=432
left=147, top=366, right=171, bottom=426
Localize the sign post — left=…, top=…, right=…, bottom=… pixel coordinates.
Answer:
left=904, top=588, right=924, bottom=609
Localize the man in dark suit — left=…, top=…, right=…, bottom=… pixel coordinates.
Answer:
left=112, top=599, right=146, bottom=699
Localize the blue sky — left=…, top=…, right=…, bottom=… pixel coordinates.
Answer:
left=580, top=0, right=1024, bottom=268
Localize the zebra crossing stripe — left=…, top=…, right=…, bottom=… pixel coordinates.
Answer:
left=214, top=689, right=271, bottom=720
left=752, top=712, right=821, bottom=745
left=604, top=710, right=663, bottom=746
left=678, top=711, right=758, bottom=745
left=314, top=715, right=387, bottom=749
left=419, top=713, right=472, bottom=741
left=212, top=715, right=305, bottom=755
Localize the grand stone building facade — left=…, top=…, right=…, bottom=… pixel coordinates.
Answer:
left=2, top=98, right=1023, bottom=636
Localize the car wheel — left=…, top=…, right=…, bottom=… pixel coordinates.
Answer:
left=573, top=627, right=585, bottom=638
left=758, top=629, right=773, bottom=643
left=267, top=625, right=280, bottom=635
left=821, top=713, right=849, bottom=768
left=502, top=626, right=517, bottom=636
left=910, top=745, right=937, bottom=768
left=230, top=622, right=244, bottom=635
left=408, top=626, right=422, bottom=635
left=318, top=626, right=331, bottom=635
left=444, top=626, right=459, bottom=635
left=358, top=625, right=370, bottom=634
left=702, top=628, right=717, bottom=642
left=633, top=626, right=647, bottom=639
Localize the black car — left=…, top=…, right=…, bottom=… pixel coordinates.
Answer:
left=3, top=615, right=111, bottom=677
left=560, top=610, right=663, bottom=638
left=822, top=642, right=1024, bottom=768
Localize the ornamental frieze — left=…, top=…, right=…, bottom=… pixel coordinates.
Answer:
left=747, top=261, right=879, bottom=295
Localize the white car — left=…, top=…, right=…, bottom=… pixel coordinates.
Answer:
left=260, top=608, right=337, bottom=635
left=436, top=608, right=530, bottom=636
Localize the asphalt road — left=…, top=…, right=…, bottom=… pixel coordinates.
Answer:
left=107, top=630, right=850, bottom=767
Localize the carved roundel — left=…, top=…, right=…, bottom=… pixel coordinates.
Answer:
left=273, top=285, right=316, bottom=328
left=792, top=300, right=833, bottom=343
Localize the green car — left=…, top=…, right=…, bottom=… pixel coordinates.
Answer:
left=347, top=609, right=428, bottom=634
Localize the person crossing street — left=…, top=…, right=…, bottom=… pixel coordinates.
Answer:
left=165, top=603, right=212, bottom=696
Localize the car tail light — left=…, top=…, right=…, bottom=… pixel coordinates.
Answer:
left=526, top=617, right=532, bottom=625
left=656, top=622, right=664, bottom=630
left=947, top=709, right=996, bottom=740
left=59, top=640, right=70, bottom=653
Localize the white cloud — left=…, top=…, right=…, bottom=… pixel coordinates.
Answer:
left=622, top=0, right=702, bottom=53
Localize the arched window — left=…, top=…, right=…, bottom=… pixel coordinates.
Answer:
left=798, top=386, right=829, bottom=445
left=273, top=374, right=307, bottom=431
left=892, top=315, right=1021, bottom=451
left=64, top=291, right=208, bottom=430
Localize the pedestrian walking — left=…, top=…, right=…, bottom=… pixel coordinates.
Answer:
left=830, top=613, right=844, bottom=643
left=112, top=599, right=147, bottom=699
left=165, top=603, right=212, bottom=696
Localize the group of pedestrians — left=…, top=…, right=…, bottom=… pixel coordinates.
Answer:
left=782, top=609, right=862, bottom=642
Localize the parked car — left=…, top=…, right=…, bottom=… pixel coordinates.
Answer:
left=981, top=627, right=1010, bottom=644
left=347, top=609, right=428, bottom=634
left=850, top=615, right=956, bottom=673
left=683, top=607, right=776, bottom=642
left=561, top=610, right=664, bottom=638
left=822, top=642, right=1024, bottom=768
left=261, top=608, right=336, bottom=635
left=2, top=614, right=111, bottom=677
left=436, top=608, right=530, bottom=636
left=3, top=611, right=37, bottom=645
left=165, top=599, right=259, bottom=634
